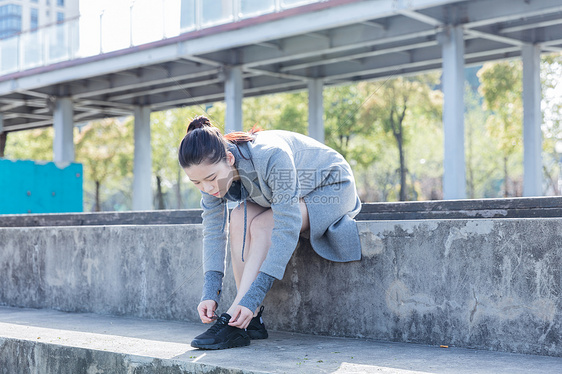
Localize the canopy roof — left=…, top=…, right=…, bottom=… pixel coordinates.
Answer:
left=0, top=0, right=561, bottom=132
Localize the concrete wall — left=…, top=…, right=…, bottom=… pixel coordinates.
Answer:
left=0, top=218, right=560, bottom=357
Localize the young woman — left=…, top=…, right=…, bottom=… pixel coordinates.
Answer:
left=178, top=116, right=362, bottom=350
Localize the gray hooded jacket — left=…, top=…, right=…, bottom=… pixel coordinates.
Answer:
left=199, top=130, right=362, bottom=311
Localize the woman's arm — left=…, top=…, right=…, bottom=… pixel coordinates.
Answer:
left=259, top=150, right=302, bottom=279
left=237, top=151, right=302, bottom=313
left=199, top=193, right=228, bottom=307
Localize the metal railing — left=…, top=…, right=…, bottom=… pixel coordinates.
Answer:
left=0, top=0, right=326, bottom=76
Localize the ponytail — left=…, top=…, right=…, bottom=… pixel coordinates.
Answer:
left=178, top=116, right=261, bottom=168
left=224, top=125, right=262, bottom=144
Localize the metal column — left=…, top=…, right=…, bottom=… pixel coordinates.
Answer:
left=522, top=44, right=542, bottom=196
left=132, top=106, right=153, bottom=210
left=53, top=97, right=75, bottom=164
left=441, top=25, right=466, bottom=200
left=224, top=66, right=243, bottom=133
left=308, top=79, right=325, bottom=143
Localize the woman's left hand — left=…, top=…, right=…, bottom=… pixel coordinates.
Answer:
left=228, top=305, right=254, bottom=329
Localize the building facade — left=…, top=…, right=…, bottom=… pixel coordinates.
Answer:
left=0, top=0, right=79, bottom=38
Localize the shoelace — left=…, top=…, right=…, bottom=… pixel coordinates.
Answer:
left=206, top=314, right=229, bottom=334
left=255, top=305, right=264, bottom=319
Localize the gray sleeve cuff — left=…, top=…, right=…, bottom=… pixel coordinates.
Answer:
left=201, top=270, right=224, bottom=305
left=238, top=272, right=275, bottom=312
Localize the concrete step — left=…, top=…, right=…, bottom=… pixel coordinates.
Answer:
left=4, top=197, right=562, bottom=228
left=1, top=306, right=561, bottom=374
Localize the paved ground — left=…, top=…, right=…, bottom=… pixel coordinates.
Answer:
left=0, top=306, right=561, bottom=373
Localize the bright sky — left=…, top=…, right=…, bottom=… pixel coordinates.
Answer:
left=78, top=0, right=180, bottom=55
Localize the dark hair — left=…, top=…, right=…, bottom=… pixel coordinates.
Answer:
left=178, top=116, right=261, bottom=168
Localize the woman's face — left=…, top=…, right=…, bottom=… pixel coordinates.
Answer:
left=183, top=151, right=237, bottom=198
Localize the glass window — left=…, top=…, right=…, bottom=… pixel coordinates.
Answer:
left=0, top=4, right=23, bottom=16
left=0, top=4, right=22, bottom=38
left=201, top=0, right=233, bottom=27
left=180, top=0, right=195, bottom=31
left=282, top=0, right=318, bottom=8
left=57, top=12, right=64, bottom=22
left=31, top=0, right=39, bottom=3
left=30, top=8, right=38, bottom=30
left=57, top=0, right=64, bottom=7
left=240, top=0, right=275, bottom=17
left=0, top=35, right=19, bottom=74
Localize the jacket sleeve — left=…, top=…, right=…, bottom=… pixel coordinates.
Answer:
left=200, top=193, right=228, bottom=303
left=258, top=150, right=302, bottom=280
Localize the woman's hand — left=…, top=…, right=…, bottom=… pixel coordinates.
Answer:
left=228, top=305, right=254, bottom=329
left=197, top=300, right=217, bottom=323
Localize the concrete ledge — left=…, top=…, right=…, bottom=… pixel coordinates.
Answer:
left=270, top=219, right=562, bottom=357
left=0, top=217, right=561, bottom=357
left=1, top=306, right=562, bottom=374
left=2, top=197, right=562, bottom=227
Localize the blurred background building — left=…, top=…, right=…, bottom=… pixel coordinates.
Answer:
left=0, top=0, right=79, bottom=39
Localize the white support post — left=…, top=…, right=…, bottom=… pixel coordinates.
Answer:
left=522, top=44, right=542, bottom=197
left=133, top=105, right=153, bottom=211
left=440, top=25, right=466, bottom=200
left=224, top=66, right=243, bottom=133
left=53, top=97, right=75, bottom=164
left=308, top=79, right=325, bottom=143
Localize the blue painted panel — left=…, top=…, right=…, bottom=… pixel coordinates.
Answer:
left=0, top=160, right=83, bottom=214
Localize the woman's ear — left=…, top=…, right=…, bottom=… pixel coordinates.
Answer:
left=226, top=151, right=235, bottom=166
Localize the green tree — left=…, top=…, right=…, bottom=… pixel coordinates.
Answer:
left=4, top=127, right=54, bottom=160
left=360, top=75, right=442, bottom=201
left=75, top=118, right=133, bottom=211
left=242, top=92, right=308, bottom=133
left=153, top=110, right=174, bottom=209
left=324, top=84, right=368, bottom=160
left=478, top=61, right=523, bottom=197
left=541, top=53, right=562, bottom=194
left=152, top=107, right=209, bottom=209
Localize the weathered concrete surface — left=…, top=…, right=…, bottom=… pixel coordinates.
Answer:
left=0, top=218, right=561, bottom=357
left=2, top=306, right=562, bottom=374
left=268, top=219, right=562, bottom=358
left=0, top=224, right=238, bottom=322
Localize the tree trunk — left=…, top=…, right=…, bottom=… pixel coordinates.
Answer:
left=397, top=134, right=407, bottom=201
left=503, top=156, right=509, bottom=197
left=0, top=133, right=6, bottom=158
left=176, top=169, right=183, bottom=209
left=390, top=102, right=408, bottom=202
left=156, top=175, right=165, bottom=210
left=95, top=181, right=101, bottom=212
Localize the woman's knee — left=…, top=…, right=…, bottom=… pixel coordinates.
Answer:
left=230, top=202, right=268, bottom=243
left=248, top=210, right=274, bottom=240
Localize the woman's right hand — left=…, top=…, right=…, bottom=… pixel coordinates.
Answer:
left=197, top=300, right=217, bottom=323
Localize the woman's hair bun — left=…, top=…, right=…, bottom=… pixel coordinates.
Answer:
left=187, top=115, right=212, bottom=134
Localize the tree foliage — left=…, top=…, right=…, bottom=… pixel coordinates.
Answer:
left=4, top=127, right=54, bottom=160
left=5, top=54, right=562, bottom=209
left=360, top=75, right=442, bottom=200
left=75, top=118, right=133, bottom=211
left=541, top=53, right=562, bottom=194
left=478, top=60, right=523, bottom=197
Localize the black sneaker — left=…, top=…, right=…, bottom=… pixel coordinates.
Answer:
left=246, top=306, right=268, bottom=340
left=191, top=313, right=250, bottom=350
